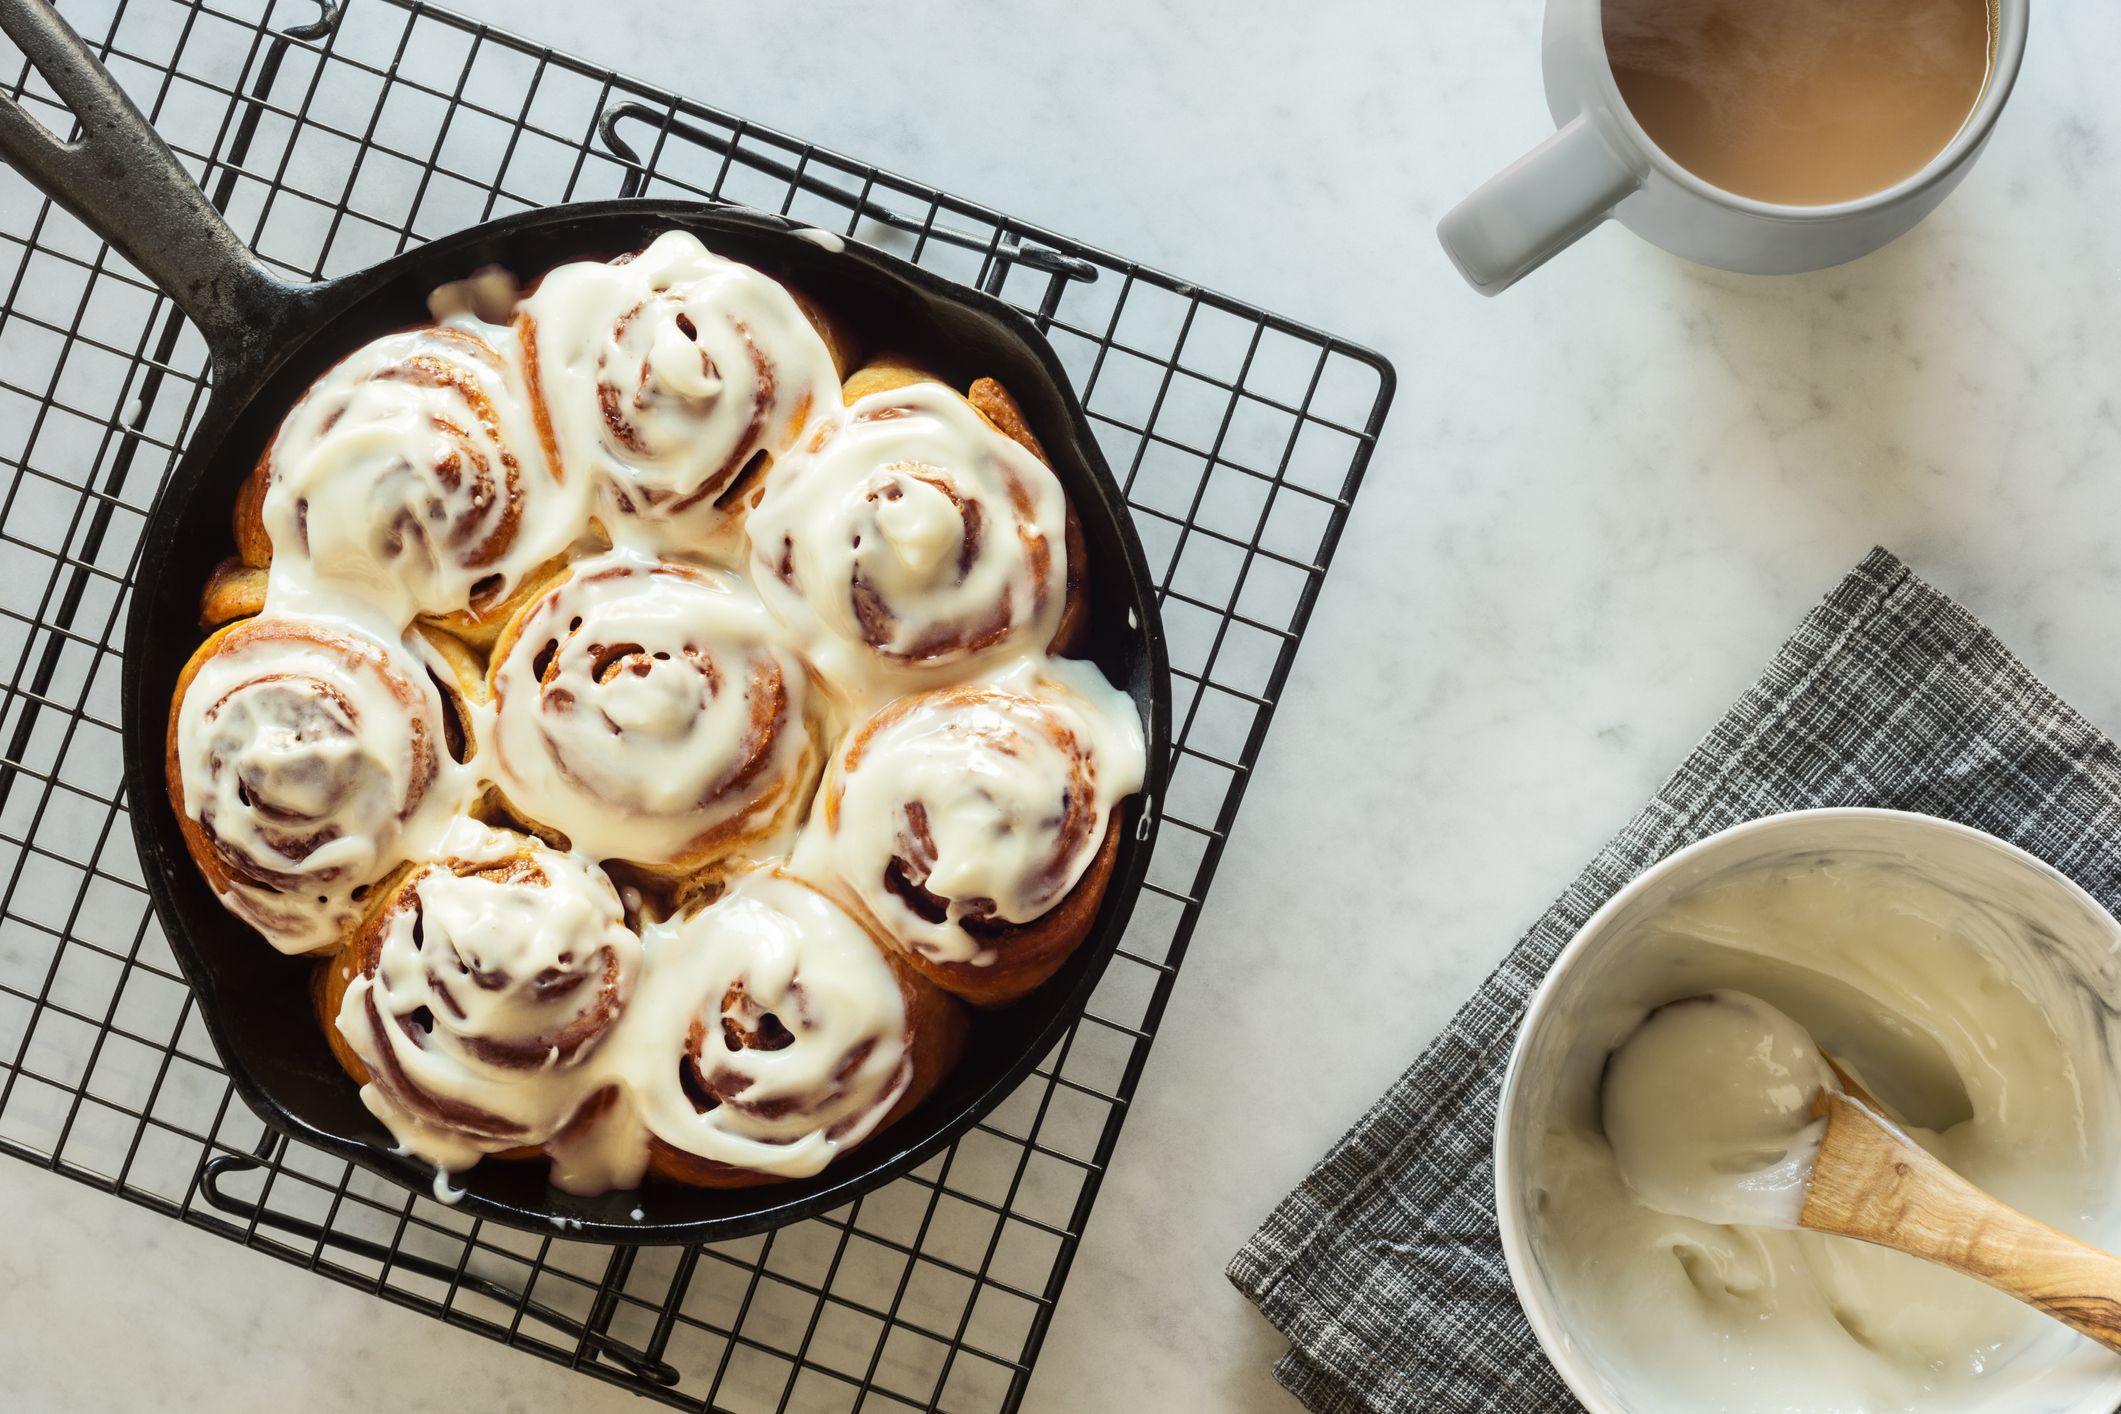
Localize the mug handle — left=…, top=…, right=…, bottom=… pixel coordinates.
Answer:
left=1437, top=114, right=1644, bottom=297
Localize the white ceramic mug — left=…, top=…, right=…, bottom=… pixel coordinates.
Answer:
left=1438, top=0, right=2030, bottom=295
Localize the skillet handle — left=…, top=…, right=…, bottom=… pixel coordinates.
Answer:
left=0, top=0, right=308, bottom=372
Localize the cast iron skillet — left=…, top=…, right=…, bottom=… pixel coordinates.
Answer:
left=0, top=1, right=1169, bottom=1242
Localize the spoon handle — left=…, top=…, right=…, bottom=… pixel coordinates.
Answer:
left=1800, top=1092, right=2121, bottom=1355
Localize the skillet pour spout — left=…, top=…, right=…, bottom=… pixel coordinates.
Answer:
left=0, top=0, right=1170, bottom=1241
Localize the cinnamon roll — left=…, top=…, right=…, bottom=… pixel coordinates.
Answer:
left=318, top=819, right=642, bottom=1187
left=517, top=230, right=851, bottom=550
left=165, top=615, right=462, bottom=954
left=614, top=869, right=964, bottom=1186
left=241, top=317, right=581, bottom=645
left=797, top=663, right=1146, bottom=1005
left=747, top=359, right=1086, bottom=702
left=487, top=551, right=819, bottom=883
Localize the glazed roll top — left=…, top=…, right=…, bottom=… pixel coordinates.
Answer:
left=748, top=376, right=1071, bottom=697
left=171, top=616, right=448, bottom=953
left=518, top=229, right=843, bottom=545
left=488, top=551, right=816, bottom=872
left=258, top=319, right=578, bottom=629
left=805, top=662, right=1146, bottom=968
left=622, top=870, right=924, bottom=1179
left=332, top=820, right=641, bottom=1170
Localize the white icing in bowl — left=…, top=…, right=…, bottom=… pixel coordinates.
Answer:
left=1496, top=809, right=2121, bottom=1414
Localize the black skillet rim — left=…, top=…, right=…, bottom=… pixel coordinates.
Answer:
left=118, top=198, right=1173, bottom=1244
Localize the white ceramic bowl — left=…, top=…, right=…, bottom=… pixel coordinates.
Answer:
left=1494, top=807, right=2121, bottom=1414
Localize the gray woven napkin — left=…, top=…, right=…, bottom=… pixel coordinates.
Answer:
left=1227, top=547, right=2121, bottom=1413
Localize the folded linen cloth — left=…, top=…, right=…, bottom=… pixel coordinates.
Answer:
left=1227, top=547, right=2121, bottom=1413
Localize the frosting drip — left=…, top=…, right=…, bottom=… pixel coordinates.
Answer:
left=260, top=319, right=579, bottom=628
left=517, top=229, right=840, bottom=547
left=489, top=550, right=815, bottom=869
left=175, top=617, right=449, bottom=953
left=748, top=381, right=1069, bottom=701
left=801, top=660, right=1146, bottom=965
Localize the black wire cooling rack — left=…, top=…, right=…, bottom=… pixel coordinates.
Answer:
left=0, top=1, right=1395, bottom=1407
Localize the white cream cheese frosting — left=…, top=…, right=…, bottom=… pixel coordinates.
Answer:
left=338, top=858, right=917, bottom=1189
left=336, top=817, right=641, bottom=1172
left=516, top=229, right=841, bottom=552
left=746, top=378, right=1071, bottom=707
left=795, top=656, right=1145, bottom=967
left=1524, top=854, right=2121, bottom=1413
left=614, top=869, right=917, bottom=1177
left=487, top=548, right=815, bottom=870
left=173, top=614, right=480, bottom=954
left=1602, top=989, right=1835, bottom=1229
left=258, top=319, right=584, bottom=629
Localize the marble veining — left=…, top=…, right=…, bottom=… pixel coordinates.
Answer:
left=8, top=0, right=2121, bottom=1409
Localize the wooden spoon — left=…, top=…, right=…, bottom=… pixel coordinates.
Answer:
left=1800, top=1086, right=2121, bottom=1355
left=1603, top=992, right=2121, bottom=1353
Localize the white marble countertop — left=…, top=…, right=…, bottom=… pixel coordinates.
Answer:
left=9, top=0, right=2121, bottom=1408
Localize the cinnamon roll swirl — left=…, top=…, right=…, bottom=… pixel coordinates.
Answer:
left=747, top=359, right=1085, bottom=701
left=615, top=869, right=964, bottom=1186
left=166, top=616, right=458, bottom=954
left=799, top=664, right=1146, bottom=1004
left=242, top=317, right=581, bottom=644
left=487, top=551, right=819, bottom=882
left=319, top=819, right=641, bottom=1186
left=517, top=230, right=850, bottom=549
